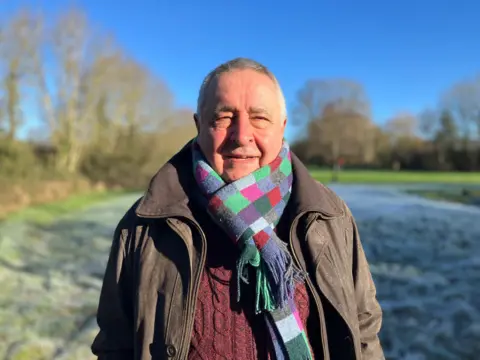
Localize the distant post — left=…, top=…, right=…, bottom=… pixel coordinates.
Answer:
left=331, top=157, right=344, bottom=183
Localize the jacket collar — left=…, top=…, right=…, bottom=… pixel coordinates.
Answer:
left=135, top=140, right=344, bottom=219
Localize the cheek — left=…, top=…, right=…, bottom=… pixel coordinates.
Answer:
left=256, top=134, right=283, bottom=165
left=209, top=130, right=227, bottom=153
left=199, top=128, right=224, bottom=151
left=198, top=129, right=226, bottom=169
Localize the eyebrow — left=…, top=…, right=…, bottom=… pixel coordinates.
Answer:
left=214, top=105, right=237, bottom=114
left=214, top=105, right=271, bottom=116
left=248, top=106, right=270, bottom=116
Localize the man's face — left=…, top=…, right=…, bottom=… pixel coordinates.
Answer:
left=194, top=69, right=287, bottom=182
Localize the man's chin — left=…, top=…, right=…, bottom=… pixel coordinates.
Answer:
left=222, top=166, right=259, bottom=182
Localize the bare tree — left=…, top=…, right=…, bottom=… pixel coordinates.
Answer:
left=293, top=79, right=371, bottom=124
left=0, top=9, right=42, bottom=140
left=150, top=108, right=197, bottom=165
left=384, top=112, right=418, bottom=141
left=81, top=50, right=176, bottom=154
left=440, top=75, right=480, bottom=168
left=293, top=79, right=374, bottom=165
left=383, top=113, right=422, bottom=169
left=30, top=7, right=148, bottom=173
left=50, top=8, right=95, bottom=172
left=441, top=76, right=480, bottom=138
left=418, top=108, right=439, bottom=139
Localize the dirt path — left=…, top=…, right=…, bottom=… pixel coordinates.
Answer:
left=1, top=187, right=479, bottom=360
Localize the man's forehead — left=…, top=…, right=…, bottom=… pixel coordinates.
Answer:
left=208, top=75, right=277, bottom=102
left=214, top=69, right=276, bottom=90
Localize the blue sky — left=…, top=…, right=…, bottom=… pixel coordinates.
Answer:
left=2, top=0, right=480, bottom=139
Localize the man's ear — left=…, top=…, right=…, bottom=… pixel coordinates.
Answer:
left=193, top=113, right=200, bottom=133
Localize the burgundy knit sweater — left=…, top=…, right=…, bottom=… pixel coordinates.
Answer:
left=188, top=210, right=319, bottom=360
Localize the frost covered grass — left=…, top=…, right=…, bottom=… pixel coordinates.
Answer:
left=0, top=194, right=140, bottom=360
left=332, top=184, right=480, bottom=360
left=406, top=188, right=480, bottom=206
left=0, top=186, right=479, bottom=359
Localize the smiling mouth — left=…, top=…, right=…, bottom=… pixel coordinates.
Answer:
left=224, top=155, right=258, bottom=160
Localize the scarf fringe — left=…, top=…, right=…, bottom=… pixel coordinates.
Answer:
left=236, top=244, right=261, bottom=302
left=236, top=235, right=308, bottom=313
left=263, top=244, right=306, bottom=311
left=255, top=263, right=275, bottom=313
left=236, top=242, right=305, bottom=313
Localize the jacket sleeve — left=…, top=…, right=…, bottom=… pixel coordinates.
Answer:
left=348, top=207, right=385, bottom=360
left=91, top=220, right=134, bottom=360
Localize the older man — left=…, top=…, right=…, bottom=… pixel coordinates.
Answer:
left=91, top=58, right=384, bottom=360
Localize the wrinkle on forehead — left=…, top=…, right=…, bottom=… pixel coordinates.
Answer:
left=207, top=71, right=279, bottom=112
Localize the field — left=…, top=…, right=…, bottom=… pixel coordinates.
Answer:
left=1, top=190, right=133, bottom=224
left=1, top=185, right=479, bottom=359
left=309, top=169, right=480, bottom=206
left=309, top=168, right=480, bottom=185
left=1, top=169, right=480, bottom=359
left=2, top=170, right=479, bottom=224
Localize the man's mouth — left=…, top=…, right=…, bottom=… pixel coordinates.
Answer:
left=224, top=155, right=258, bottom=160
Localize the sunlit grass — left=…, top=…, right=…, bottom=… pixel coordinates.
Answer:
left=406, top=188, right=480, bottom=204
left=3, top=169, right=480, bottom=224
left=4, top=190, right=131, bottom=224
left=309, top=168, right=480, bottom=184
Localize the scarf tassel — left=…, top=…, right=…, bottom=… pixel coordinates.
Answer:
left=263, top=248, right=297, bottom=310
left=236, top=243, right=261, bottom=302
left=236, top=245, right=294, bottom=314
left=255, top=263, right=275, bottom=313
left=237, top=239, right=307, bottom=314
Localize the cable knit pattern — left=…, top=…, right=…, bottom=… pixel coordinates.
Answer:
left=188, top=239, right=312, bottom=360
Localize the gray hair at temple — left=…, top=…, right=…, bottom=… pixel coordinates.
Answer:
left=196, top=57, right=287, bottom=119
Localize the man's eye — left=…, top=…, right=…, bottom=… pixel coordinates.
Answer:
left=251, top=117, right=270, bottom=129
left=213, top=117, right=232, bottom=128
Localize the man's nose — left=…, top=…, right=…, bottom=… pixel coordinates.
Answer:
left=229, top=113, right=254, bottom=145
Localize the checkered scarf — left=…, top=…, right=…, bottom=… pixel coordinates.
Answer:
left=192, top=139, right=313, bottom=360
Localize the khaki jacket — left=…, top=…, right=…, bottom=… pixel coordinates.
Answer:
left=91, top=142, right=385, bottom=360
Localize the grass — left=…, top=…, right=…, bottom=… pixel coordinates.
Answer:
left=3, top=189, right=132, bottom=225
left=309, top=168, right=480, bottom=184
left=406, top=189, right=480, bottom=205
left=2, top=169, right=479, bottom=224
